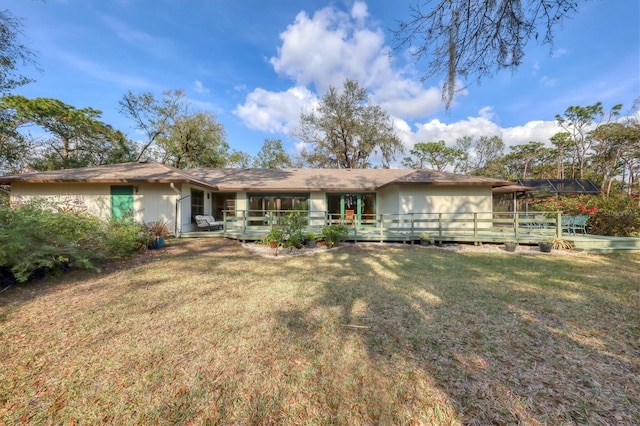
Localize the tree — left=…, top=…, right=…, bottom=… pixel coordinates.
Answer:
left=119, top=89, right=229, bottom=167
left=555, top=102, right=620, bottom=179
left=549, top=131, right=574, bottom=179
left=450, top=135, right=506, bottom=177
left=297, top=79, right=403, bottom=169
left=504, top=141, right=547, bottom=179
left=253, top=139, right=292, bottom=168
left=590, top=121, right=640, bottom=195
left=0, top=103, right=32, bottom=174
left=393, top=0, right=580, bottom=107
left=227, top=150, right=253, bottom=168
left=401, top=140, right=462, bottom=170
left=620, top=102, right=640, bottom=196
left=158, top=112, right=228, bottom=169
left=0, top=95, right=135, bottom=170
left=452, top=136, right=472, bottom=173
left=0, top=9, right=38, bottom=93
left=119, top=90, right=182, bottom=161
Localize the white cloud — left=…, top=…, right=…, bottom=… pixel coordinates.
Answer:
left=194, top=80, right=210, bottom=94
left=478, top=106, right=495, bottom=120
left=234, top=86, right=318, bottom=134
left=350, top=1, right=369, bottom=23
left=269, top=5, right=389, bottom=92
left=397, top=113, right=562, bottom=153
left=374, top=79, right=442, bottom=119
left=235, top=1, right=442, bottom=135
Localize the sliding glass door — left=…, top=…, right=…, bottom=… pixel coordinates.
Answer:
left=326, top=193, right=376, bottom=226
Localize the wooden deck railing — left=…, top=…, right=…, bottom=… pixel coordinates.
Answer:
left=219, top=210, right=564, bottom=239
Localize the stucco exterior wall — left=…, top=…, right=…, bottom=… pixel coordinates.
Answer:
left=10, top=182, right=181, bottom=234
left=309, top=192, right=326, bottom=226
left=376, top=186, right=399, bottom=216
left=376, top=184, right=494, bottom=230
left=11, top=183, right=116, bottom=221
left=397, top=185, right=492, bottom=214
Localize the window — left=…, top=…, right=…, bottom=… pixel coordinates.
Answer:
left=326, top=193, right=376, bottom=225
left=248, top=194, right=309, bottom=216
left=191, top=189, right=204, bottom=222
left=212, top=193, right=236, bottom=220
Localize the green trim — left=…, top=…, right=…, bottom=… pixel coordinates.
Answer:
left=110, top=185, right=134, bottom=220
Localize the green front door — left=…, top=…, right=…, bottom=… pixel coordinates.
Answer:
left=110, top=185, right=134, bottom=220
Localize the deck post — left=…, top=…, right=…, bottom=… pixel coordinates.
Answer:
left=410, top=213, right=414, bottom=244
left=473, top=213, right=478, bottom=237
left=379, top=214, right=384, bottom=243
left=514, top=212, right=519, bottom=238
left=556, top=211, right=562, bottom=237
left=222, top=210, right=227, bottom=234
left=353, top=217, right=358, bottom=242
left=242, top=210, right=247, bottom=233
left=438, top=213, right=443, bottom=237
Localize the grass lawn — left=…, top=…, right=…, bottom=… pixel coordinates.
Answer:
left=1, top=239, right=638, bottom=425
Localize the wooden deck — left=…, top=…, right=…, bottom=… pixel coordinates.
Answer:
left=180, top=211, right=640, bottom=253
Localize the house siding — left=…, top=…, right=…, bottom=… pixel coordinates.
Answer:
left=10, top=182, right=182, bottom=234
left=11, top=182, right=116, bottom=221
left=376, top=184, right=494, bottom=230
left=310, top=193, right=325, bottom=226
left=140, top=183, right=180, bottom=233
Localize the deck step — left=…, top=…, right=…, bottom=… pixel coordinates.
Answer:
left=571, top=236, right=640, bottom=253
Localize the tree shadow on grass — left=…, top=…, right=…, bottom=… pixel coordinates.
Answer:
left=273, top=244, right=640, bottom=424
left=2, top=239, right=637, bottom=424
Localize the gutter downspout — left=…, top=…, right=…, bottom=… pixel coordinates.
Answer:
left=170, top=183, right=189, bottom=237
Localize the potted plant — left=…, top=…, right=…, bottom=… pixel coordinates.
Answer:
left=305, top=231, right=317, bottom=248
left=321, top=224, right=349, bottom=248
left=538, top=238, right=553, bottom=253
left=504, top=239, right=518, bottom=252
left=147, top=220, right=170, bottom=249
left=265, top=227, right=283, bottom=250
left=419, top=232, right=435, bottom=246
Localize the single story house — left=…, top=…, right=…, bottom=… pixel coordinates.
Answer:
left=0, top=161, right=514, bottom=236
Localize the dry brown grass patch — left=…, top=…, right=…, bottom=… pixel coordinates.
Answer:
left=0, top=238, right=638, bottom=425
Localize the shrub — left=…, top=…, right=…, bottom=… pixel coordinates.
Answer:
left=321, top=224, right=349, bottom=248
left=0, top=200, right=105, bottom=283
left=106, top=217, right=150, bottom=258
left=274, top=211, right=307, bottom=251
left=0, top=199, right=149, bottom=285
left=530, top=193, right=640, bottom=236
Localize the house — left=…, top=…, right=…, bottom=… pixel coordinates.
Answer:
left=0, top=161, right=514, bottom=237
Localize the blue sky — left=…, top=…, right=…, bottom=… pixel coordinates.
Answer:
left=6, top=0, right=640, bottom=164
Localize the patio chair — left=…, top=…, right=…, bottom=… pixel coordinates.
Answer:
left=561, top=215, right=576, bottom=235
left=573, top=215, right=588, bottom=235
left=534, top=214, right=549, bottom=229
left=203, top=215, right=224, bottom=230
left=519, top=214, right=537, bottom=229
left=344, top=210, right=355, bottom=225
left=195, top=215, right=213, bottom=231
